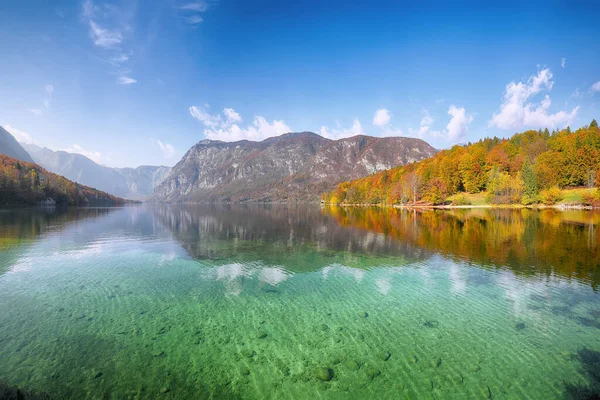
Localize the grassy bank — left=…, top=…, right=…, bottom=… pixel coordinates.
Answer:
left=326, top=188, right=600, bottom=209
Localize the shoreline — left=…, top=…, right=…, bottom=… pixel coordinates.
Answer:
left=322, top=203, right=599, bottom=210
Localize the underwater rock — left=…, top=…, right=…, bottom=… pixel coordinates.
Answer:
left=430, top=357, right=442, bottom=368
left=315, top=367, right=334, bottom=381
left=321, top=324, right=329, bottom=331
left=345, top=360, right=360, bottom=371
left=365, top=367, right=381, bottom=380
left=360, top=312, right=369, bottom=318
left=516, top=322, right=526, bottom=330
left=256, top=332, right=268, bottom=339
left=241, top=349, right=256, bottom=358
left=239, top=365, right=250, bottom=376
left=378, top=351, right=391, bottom=361
left=409, top=355, right=419, bottom=363
left=152, top=351, right=166, bottom=358
left=470, top=364, right=481, bottom=372
left=93, top=371, right=103, bottom=379
left=480, top=385, right=492, bottom=398
left=157, top=326, right=170, bottom=335
left=160, top=387, right=170, bottom=394
left=424, top=320, right=439, bottom=328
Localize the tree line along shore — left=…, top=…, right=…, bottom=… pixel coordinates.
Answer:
left=322, top=120, right=600, bottom=209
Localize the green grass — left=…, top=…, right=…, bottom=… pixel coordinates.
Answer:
left=445, top=188, right=597, bottom=207
left=559, top=188, right=590, bottom=204
left=446, top=192, right=487, bottom=206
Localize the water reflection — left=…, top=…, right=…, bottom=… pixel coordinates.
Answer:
left=324, top=206, right=600, bottom=289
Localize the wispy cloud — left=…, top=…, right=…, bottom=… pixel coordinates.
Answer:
left=190, top=105, right=291, bottom=141
left=4, top=125, right=35, bottom=144
left=408, top=110, right=435, bottom=137
left=30, top=109, right=43, bottom=116
left=117, top=75, right=137, bottom=85
left=177, top=0, right=216, bottom=25
left=591, top=81, right=600, bottom=94
left=151, top=139, right=176, bottom=158
left=489, top=68, right=578, bottom=130
left=82, top=1, right=136, bottom=84
left=561, top=57, right=566, bottom=68
left=320, top=119, right=364, bottom=140
left=89, top=20, right=122, bottom=49
left=63, top=144, right=102, bottom=164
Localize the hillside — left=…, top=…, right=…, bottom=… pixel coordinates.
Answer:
left=323, top=120, right=600, bottom=206
left=0, top=154, right=128, bottom=206
left=23, top=143, right=170, bottom=200
left=0, top=127, right=34, bottom=163
left=152, top=132, right=436, bottom=203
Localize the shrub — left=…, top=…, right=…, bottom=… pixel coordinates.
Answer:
left=452, top=194, right=471, bottom=206
left=539, top=186, right=563, bottom=205
left=582, top=189, right=600, bottom=207
left=521, top=194, right=540, bottom=205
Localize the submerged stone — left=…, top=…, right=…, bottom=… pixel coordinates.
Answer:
left=160, top=387, right=169, bottom=394
left=256, top=332, right=268, bottom=339
left=321, top=324, right=329, bottom=331
left=378, top=351, right=391, bottom=361
left=241, top=349, right=256, bottom=358
left=516, top=322, right=526, bottom=330
left=365, top=367, right=381, bottom=380
left=424, top=320, right=439, bottom=328
left=239, top=365, right=250, bottom=376
left=345, top=360, right=360, bottom=370
left=360, top=312, right=369, bottom=318
left=315, top=367, right=334, bottom=381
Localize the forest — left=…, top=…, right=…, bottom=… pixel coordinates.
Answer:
left=0, top=154, right=127, bottom=206
left=323, top=120, right=600, bottom=207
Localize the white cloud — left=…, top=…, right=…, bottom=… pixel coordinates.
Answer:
left=89, top=20, right=122, bottom=49
left=30, top=109, right=43, bottom=116
left=111, top=53, right=129, bottom=64
left=179, top=2, right=209, bottom=11
left=4, top=125, right=35, bottom=144
left=489, top=68, right=578, bottom=130
left=561, top=57, right=566, bottom=68
left=320, top=119, right=364, bottom=140
left=591, top=81, right=600, bottom=94
left=117, top=75, right=137, bottom=85
left=186, top=15, right=204, bottom=25
left=63, top=144, right=102, bottom=164
left=177, top=1, right=213, bottom=25
left=407, top=110, right=435, bottom=137
left=372, top=108, right=391, bottom=126
left=446, top=105, right=473, bottom=142
left=82, top=0, right=96, bottom=18
left=45, top=84, right=54, bottom=94
left=152, top=139, right=175, bottom=158
left=207, top=117, right=291, bottom=142
left=189, top=105, right=222, bottom=127
left=223, top=108, right=242, bottom=124
left=190, top=105, right=291, bottom=141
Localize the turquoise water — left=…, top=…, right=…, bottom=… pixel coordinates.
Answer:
left=0, top=205, right=599, bottom=399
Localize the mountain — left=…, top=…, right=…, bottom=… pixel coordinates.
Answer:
left=22, top=143, right=170, bottom=201
left=152, top=132, right=437, bottom=203
left=0, top=154, right=128, bottom=206
left=0, top=127, right=34, bottom=163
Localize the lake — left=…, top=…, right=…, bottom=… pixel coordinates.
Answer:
left=0, top=205, right=599, bottom=399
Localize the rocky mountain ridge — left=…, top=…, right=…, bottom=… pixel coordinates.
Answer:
left=152, top=132, right=437, bottom=203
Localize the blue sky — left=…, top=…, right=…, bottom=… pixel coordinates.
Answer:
left=1, top=0, right=599, bottom=167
